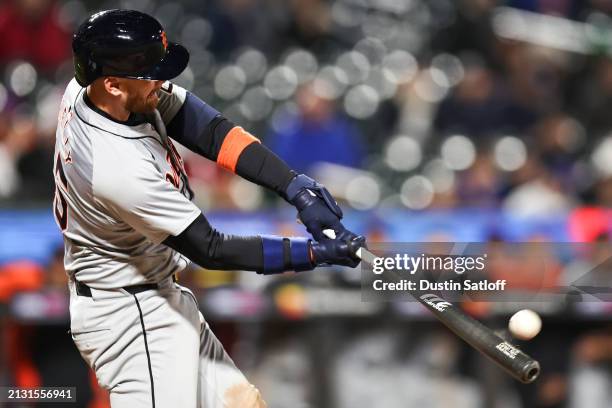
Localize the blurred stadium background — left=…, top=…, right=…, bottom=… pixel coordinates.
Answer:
left=1, top=0, right=612, bottom=407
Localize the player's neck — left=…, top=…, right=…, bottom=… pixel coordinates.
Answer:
left=86, top=86, right=130, bottom=122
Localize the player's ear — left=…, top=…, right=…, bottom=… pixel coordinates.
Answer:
left=103, top=77, right=123, bottom=97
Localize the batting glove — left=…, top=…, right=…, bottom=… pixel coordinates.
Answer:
left=285, top=174, right=359, bottom=242
left=310, top=235, right=366, bottom=268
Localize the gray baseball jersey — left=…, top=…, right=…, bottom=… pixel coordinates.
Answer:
left=59, top=78, right=265, bottom=407
left=53, top=78, right=200, bottom=289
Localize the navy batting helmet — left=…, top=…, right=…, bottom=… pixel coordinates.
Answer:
left=72, top=9, right=189, bottom=87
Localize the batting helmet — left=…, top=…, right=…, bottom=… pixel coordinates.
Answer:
left=72, top=9, right=189, bottom=87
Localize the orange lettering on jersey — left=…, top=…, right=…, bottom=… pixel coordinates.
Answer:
left=53, top=153, right=69, bottom=231
left=165, top=151, right=180, bottom=188
left=164, top=139, right=185, bottom=189
left=217, top=127, right=260, bottom=173
left=59, top=104, right=73, bottom=164
left=59, top=105, right=73, bottom=132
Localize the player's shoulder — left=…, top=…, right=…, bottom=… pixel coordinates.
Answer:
left=57, top=78, right=84, bottom=124
left=63, top=78, right=83, bottom=101
left=157, top=81, right=188, bottom=123
left=159, top=81, right=186, bottom=99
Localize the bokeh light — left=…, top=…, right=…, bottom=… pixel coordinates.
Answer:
left=236, top=48, right=268, bottom=84
left=229, top=177, right=263, bottom=211
left=343, top=85, right=380, bottom=119
left=441, top=135, right=476, bottom=171
left=240, top=86, right=273, bottom=121
left=336, top=51, right=371, bottom=85
left=494, top=136, right=527, bottom=172
left=264, top=66, right=299, bottom=101
left=214, top=65, right=247, bottom=100
left=354, top=37, right=387, bottom=66
left=174, top=66, right=195, bottom=91
left=0, top=84, right=8, bottom=112
left=414, top=69, right=450, bottom=103
left=384, top=136, right=422, bottom=172
left=362, top=12, right=400, bottom=40
left=8, top=62, right=38, bottom=97
left=57, top=0, right=88, bottom=30
left=364, top=68, right=398, bottom=100
left=431, top=53, right=465, bottom=87
left=381, top=50, right=418, bottom=84
left=400, top=175, right=434, bottom=210
left=591, top=136, right=612, bottom=177
left=270, top=102, right=299, bottom=134
left=181, top=17, right=212, bottom=49
left=331, top=1, right=367, bottom=28
left=284, top=50, right=318, bottom=84
left=314, top=66, right=349, bottom=99
left=423, top=159, right=455, bottom=193
left=154, top=2, right=184, bottom=30
left=345, top=175, right=381, bottom=210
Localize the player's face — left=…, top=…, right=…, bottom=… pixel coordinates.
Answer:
left=118, top=78, right=165, bottom=114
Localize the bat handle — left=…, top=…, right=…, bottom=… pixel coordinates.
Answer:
left=298, top=219, right=354, bottom=253
left=296, top=219, right=338, bottom=240
left=322, top=229, right=336, bottom=240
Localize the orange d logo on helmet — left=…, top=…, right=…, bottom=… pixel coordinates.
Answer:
left=161, top=31, right=168, bottom=51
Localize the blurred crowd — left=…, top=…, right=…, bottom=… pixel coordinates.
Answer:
left=1, top=0, right=612, bottom=407
left=0, top=0, right=612, bottom=214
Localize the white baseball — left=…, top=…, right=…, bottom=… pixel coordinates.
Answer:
left=508, top=309, right=542, bottom=340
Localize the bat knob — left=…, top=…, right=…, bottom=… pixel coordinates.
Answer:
left=522, top=360, right=541, bottom=383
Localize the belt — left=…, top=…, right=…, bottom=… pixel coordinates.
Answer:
left=75, top=280, right=159, bottom=297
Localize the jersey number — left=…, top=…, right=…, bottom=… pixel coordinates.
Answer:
left=53, top=153, right=69, bottom=231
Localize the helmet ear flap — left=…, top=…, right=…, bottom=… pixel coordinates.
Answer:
left=73, top=55, right=88, bottom=87
left=73, top=51, right=101, bottom=87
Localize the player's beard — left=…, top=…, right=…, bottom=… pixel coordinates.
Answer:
left=125, top=89, right=160, bottom=114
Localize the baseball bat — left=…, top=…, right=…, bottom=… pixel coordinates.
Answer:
left=323, top=229, right=541, bottom=384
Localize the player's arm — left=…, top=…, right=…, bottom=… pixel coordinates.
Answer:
left=93, top=141, right=363, bottom=274
left=161, top=88, right=360, bottom=242
left=162, top=213, right=364, bottom=274
left=160, top=87, right=292, bottom=195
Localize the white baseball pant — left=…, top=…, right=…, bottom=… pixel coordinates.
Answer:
left=68, top=278, right=266, bottom=407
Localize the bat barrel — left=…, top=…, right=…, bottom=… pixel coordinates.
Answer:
left=415, top=290, right=540, bottom=384
left=352, top=245, right=541, bottom=384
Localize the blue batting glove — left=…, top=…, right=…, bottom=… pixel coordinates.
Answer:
left=285, top=174, right=359, bottom=242
left=311, top=235, right=366, bottom=268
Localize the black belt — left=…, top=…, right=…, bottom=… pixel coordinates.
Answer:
left=75, top=280, right=159, bottom=297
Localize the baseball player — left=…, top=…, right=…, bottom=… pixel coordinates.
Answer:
left=53, top=9, right=365, bottom=408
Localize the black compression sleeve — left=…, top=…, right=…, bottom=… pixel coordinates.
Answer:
left=197, top=116, right=235, bottom=161
left=235, top=142, right=296, bottom=199
left=163, top=214, right=264, bottom=272
left=167, top=91, right=296, bottom=196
